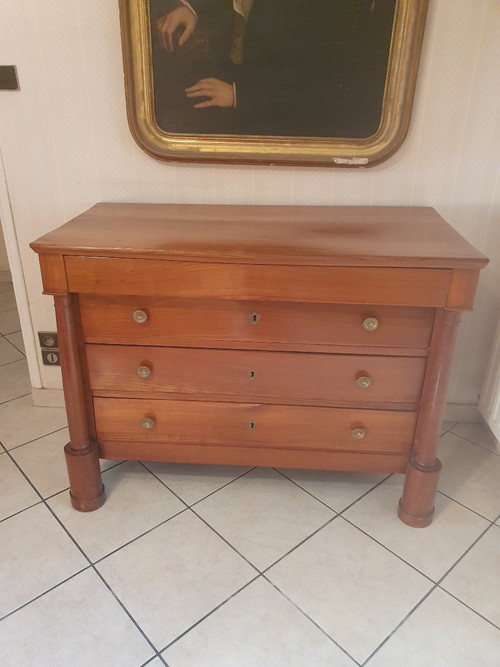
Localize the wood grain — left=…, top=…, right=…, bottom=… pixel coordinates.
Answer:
left=31, top=203, right=488, bottom=270
left=78, top=296, right=435, bottom=351
left=65, top=257, right=452, bottom=307
left=86, top=345, right=427, bottom=406
left=93, top=397, right=416, bottom=454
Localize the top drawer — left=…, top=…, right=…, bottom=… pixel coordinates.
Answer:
left=78, top=296, right=434, bottom=352
left=65, top=257, right=451, bottom=307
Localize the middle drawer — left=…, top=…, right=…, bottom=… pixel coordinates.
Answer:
left=86, top=345, right=426, bottom=407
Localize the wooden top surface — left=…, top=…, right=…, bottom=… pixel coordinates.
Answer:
left=31, top=203, right=488, bottom=268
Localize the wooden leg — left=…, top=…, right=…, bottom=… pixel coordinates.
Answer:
left=399, top=309, right=461, bottom=527
left=54, top=295, right=105, bottom=511
left=398, top=456, right=441, bottom=527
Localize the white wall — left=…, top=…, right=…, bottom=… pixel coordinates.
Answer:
left=0, top=0, right=498, bottom=406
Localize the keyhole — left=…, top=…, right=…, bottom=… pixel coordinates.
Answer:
left=248, top=421, right=256, bottom=431
left=249, top=313, right=261, bottom=325
left=248, top=370, right=256, bottom=380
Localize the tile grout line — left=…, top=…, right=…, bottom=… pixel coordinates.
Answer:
left=274, top=467, right=393, bottom=514
left=447, top=430, right=500, bottom=457
left=139, top=460, right=258, bottom=510
left=158, top=575, right=262, bottom=654
left=0, top=499, right=44, bottom=525
left=0, top=565, right=93, bottom=623
left=4, top=425, right=69, bottom=453
left=435, top=489, right=496, bottom=522
left=360, top=585, right=438, bottom=665
left=92, top=506, right=191, bottom=566
left=261, top=514, right=340, bottom=575
left=361, top=515, right=500, bottom=665
left=437, top=586, right=500, bottom=633
left=262, top=574, right=361, bottom=666
left=0, top=391, right=32, bottom=406
left=0, top=449, right=160, bottom=656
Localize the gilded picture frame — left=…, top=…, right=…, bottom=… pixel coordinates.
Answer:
left=119, top=0, right=429, bottom=167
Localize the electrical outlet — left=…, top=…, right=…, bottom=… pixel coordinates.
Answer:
left=38, top=332, right=59, bottom=348
left=41, top=349, right=61, bottom=366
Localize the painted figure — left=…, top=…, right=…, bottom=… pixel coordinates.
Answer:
left=151, top=0, right=396, bottom=137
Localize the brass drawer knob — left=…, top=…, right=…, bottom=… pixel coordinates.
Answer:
left=357, top=375, right=372, bottom=389
left=363, top=317, right=379, bottom=332
left=352, top=427, right=366, bottom=440
left=132, top=309, right=148, bottom=324
left=141, top=417, right=155, bottom=430
left=137, top=366, right=152, bottom=379
left=249, top=313, right=261, bottom=325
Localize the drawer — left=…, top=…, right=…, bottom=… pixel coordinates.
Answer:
left=66, top=257, right=452, bottom=306
left=78, top=296, right=434, bottom=353
left=86, top=345, right=426, bottom=407
left=93, top=397, right=416, bottom=454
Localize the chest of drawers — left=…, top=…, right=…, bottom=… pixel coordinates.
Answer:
left=31, top=204, right=487, bottom=526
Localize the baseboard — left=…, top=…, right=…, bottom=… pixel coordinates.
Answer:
left=443, top=402, right=482, bottom=424
left=32, top=387, right=66, bottom=408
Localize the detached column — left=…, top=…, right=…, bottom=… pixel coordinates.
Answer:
left=54, top=293, right=105, bottom=511
left=398, top=308, right=461, bottom=527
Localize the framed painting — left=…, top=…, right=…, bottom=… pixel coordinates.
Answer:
left=119, top=0, right=429, bottom=167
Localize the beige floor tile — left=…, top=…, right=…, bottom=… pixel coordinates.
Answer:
left=0, top=308, right=21, bottom=335
left=48, top=461, right=185, bottom=561
left=4, top=331, right=25, bottom=355
left=0, top=279, right=13, bottom=293
left=343, top=476, right=489, bottom=580
left=267, top=518, right=431, bottom=664
left=367, top=588, right=500, bottom=666
left=0, top=453, right=40, bottom=520
left=163, top=577, right=355, bottom=666
left=96, top=511, right=256, bottom=650
left=0, top=504, right=88, bottom=618
left=0, top=359, right=31, bottom=404
left=450, top=422, right=499, bottom=455
left=0, top=290, right=16, bottom=313
left=194, top=468, right=334, bottom=570
left=10, top=428, right=119, bottom=499
left=143, top=461, right=252, bottom=505
left=278, top=467, right=389, bottom=512
left=0, top=337, right=23, bottom=366
left=441, top=524, right=500, bottom=626
left=438, top=431, right=500, bottom=520
left=0, top=568, right=154, bottom=667
left=0, top=394, right=67, bottom=450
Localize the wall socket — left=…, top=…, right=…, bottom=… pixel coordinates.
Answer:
left=38, top=331, right=61, bottom=366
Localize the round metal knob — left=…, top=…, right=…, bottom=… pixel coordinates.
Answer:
left=141, top=417, right=155, bottom=430
left=137, top=365, right=152, bottom=379
left=351, top=427, right=366, bottom=440
left=356, top=375, right=372, bottom=389
left=132, top=309, right=148, bottom=324
left=363, top=317, right=379, bottom=332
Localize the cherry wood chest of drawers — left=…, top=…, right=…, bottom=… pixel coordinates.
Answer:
left=31, top=204, right=488, bottom=526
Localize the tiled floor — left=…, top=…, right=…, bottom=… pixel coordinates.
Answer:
left=1, top=274, right=500, bottom=666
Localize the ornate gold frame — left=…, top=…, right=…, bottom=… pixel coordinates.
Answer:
left=119, top=0, right=429, bottom=167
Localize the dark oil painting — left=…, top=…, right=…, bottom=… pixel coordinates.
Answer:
left=149, top=0, right=397, bottom=139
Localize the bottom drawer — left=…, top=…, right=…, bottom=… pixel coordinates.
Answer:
left=93, top=397, right=416, bottom=455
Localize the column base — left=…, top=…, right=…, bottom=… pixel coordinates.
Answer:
left=398, top=455, right=441, bottom=528
left=64, top=441, right=105, bottom=512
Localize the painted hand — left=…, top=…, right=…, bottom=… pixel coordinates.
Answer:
left=185, top=79, right=235, bottom=108
left=156, top=8, right=196, bottom=52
